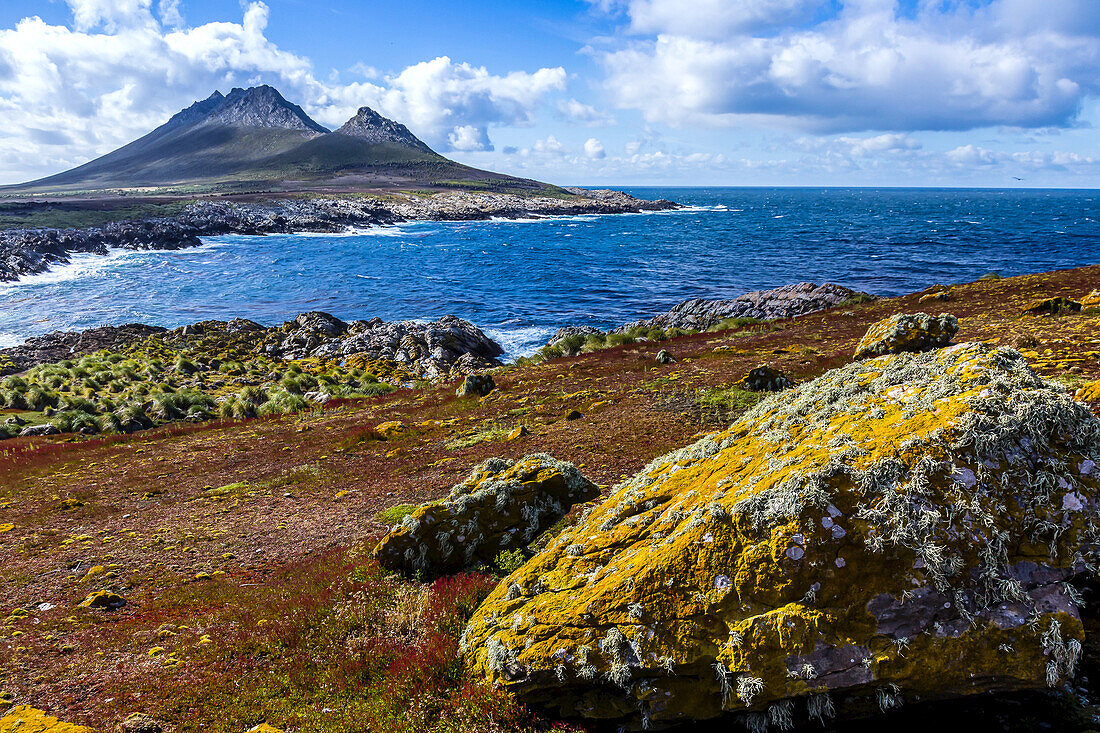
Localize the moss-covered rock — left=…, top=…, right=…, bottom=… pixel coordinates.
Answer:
left=461, top=343, right=1100, bottom=729
left=373, top=454, right=598, bottom=578
left=0, top=705, right=91, bottom=732
left=854, top=312, right=958, bottom=359
left=77, top=591, right=125, bottom=610
left=457, top=374, right=496, bottom=398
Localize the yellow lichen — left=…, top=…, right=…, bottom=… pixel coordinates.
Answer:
left=0, top=706, right=91, bottom=733
left=462, top=343, right=1100, bottom=727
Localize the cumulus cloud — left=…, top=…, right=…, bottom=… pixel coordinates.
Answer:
left=583, top=137, right=606, bottom=158
left=594, top=0, right=1100, bottom=133
left=0, top=2, right=568, bottom=182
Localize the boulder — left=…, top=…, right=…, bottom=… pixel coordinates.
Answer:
left=736, top=365, right=794, bottom=392
left=373, top=454, right=599, bottom=578
left=655, top=350, right=675, bottom=365
left=19, top=424, right=59, bottom=437
left=457, top=374, right=495, bottom=398
left=0, top=705, right=91, bottom=732
left=918, top=285, right=950, bottom=304
left=854, top=312, right=958, bottom=359
left=292, top=311, right=348, bottom=336
left=1076, top=381, right=1100, bottom=404
left=77, top=591, right=125, bottom=610
left=119, top=714, right=163, bottom=733
left=1022, top=297, right=1082, bottom=315
left=461, top=343, right=1100, bottom=729
left=1082, top=290, right=1100, bottom=308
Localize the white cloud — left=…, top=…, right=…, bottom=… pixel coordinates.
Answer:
left=0, top=3, right=568, bottom=182
left=623, top=0, right=821, bottom=37
left=557, top=98, right=616, bottom=126
left=594, top=0, right=1100, bottom=133
left=583, top=137, right=606, bottom=158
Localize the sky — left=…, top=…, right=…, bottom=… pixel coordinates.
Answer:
left=0, top=0, right=1098, bottom=187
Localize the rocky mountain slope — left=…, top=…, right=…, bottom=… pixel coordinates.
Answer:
left=0, top=85, right=536, bottom=195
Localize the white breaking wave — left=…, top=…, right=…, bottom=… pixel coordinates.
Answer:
left=0, top=248, right=135, bottom=291
left=484, top=325, right=557, bottom=359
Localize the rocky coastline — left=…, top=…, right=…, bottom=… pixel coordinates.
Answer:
left=0, top=188, right=676, bottom=282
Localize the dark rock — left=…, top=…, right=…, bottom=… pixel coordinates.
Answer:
left=564, top=409, right=583, bottom=421
left=655, top=349, right=675, bottom=364
left=1023, top=297, right=1082, bottom=315
left=457, top=374, right=496, bottom=398
left=5, top=416, right=26, bottom=426
left=737, top=364, right=795, bottom=392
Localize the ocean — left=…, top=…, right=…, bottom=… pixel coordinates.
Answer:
left=2, top=187, right=1097, bottom=358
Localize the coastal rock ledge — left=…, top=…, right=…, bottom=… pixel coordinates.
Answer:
left=461, top=342, right=1100, bottom=729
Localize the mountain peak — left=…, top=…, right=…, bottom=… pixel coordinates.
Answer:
left=164, top=85, right=328, bottom=135
left=335, top=106, right=434, bottom=153
left=208, top=85, right=329, bottom=133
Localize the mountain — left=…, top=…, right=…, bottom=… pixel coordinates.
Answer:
left=4, top=86, right=542, bottom=195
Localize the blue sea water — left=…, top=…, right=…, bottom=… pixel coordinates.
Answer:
left=3, top=187, right=1098, bottom=358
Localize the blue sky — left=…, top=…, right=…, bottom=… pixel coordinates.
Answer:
left=0, top=0, right=1097, bottom=186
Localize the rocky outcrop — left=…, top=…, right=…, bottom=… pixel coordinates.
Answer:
left=0, top=324, right=166, bottom=374
left=0, top=190, right=677, bottom=283
left=618, top=282, right=870, bottom=333
left=854, top=312, right=958, bottom=359
left=0, top=705, right=91, bottom=732
left=373, top=454, right=598, bottom=578
left=268, top=313, right=505, bottom=380
left=1, top=311, right=502, bottom=381
left=461, top=343, right=1100, bottom=729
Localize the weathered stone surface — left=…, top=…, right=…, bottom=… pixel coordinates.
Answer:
left=736, top=365, right=794, bottom=392
left=1082, top=290, right=1100, bottom=308
left=854, top=312, right=958, bottom=359
left=118, top=713, right=163, bottom=733
left=457, top=374, right=496, bottom=398
left=0, top=706, right=91, bottom=732
left=655, top=350, right=675, bottom=365
left=1022, top=297, right=1082, bottom=315
left=19, top=424, right=59, bottom=437
left=462, top=343, right=1100, bottom=728
left=619, top=283, right=870, bottom=333
left=373, top=454, right=598, bottom=578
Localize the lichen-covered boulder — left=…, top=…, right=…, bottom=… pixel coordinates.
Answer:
left=736, top=365, right=794, bottom=392
left=854, top=312, right=958, bottom=359
left=0, top=706, right=91, bottom=732
left=1022, top=297, right=1082, bottom=315
left=461, top=343, right=1100, bottom=729
left=1082, top=290, right=1100, bottom=308
left=373, top=454, right=598, bottom=578
left=1076, top=380, right=1100, bottom=404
